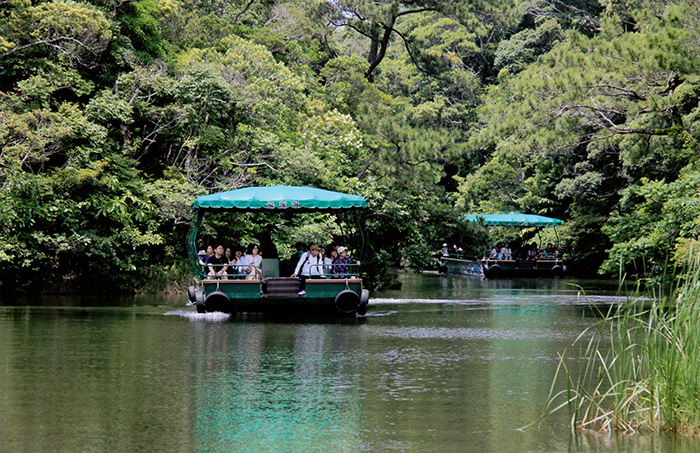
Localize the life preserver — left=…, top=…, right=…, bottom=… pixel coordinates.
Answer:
left=485, top=263, right=501, bottom=278
left=188, top=285, right=196, bottom=302
left=205, top=290, right=230, bottom=313
left=551, top=265, right=563, bottom=278
left=335, top=290, right=360, bottom=315
left=195, top=288, right=205, bottom=313
left=357, top=289, right=369, bottom=315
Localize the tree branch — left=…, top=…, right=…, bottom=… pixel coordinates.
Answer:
left=232, top=0, right=256, bottom=26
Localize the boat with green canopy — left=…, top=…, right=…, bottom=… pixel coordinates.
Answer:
left=442, top=213, right=567, bottom=278
left=185, top=185, right=369, bottom=315
left=461, top=213, right=563, bottom=227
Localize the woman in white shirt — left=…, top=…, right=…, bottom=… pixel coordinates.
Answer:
left=241, top=243, right=262, bottom=280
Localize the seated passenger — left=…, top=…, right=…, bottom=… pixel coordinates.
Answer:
left=292, top=243, right=324, bottom=295
left=198, top=246, right=213, bottom=275
left=497, top=243, right=505, bottom=260
left=500, top=243, right=512, bottom=260
left=527, top=243, right=539, bottom=260
left=543, top=243, right=558, bottom=258
left=332, top=246, right=361, bottom=279
left=489, top=245, right=499, bottom=259
left=225, top=247, right=238, bottom=278
left=199, top=245, right=214, bottom=265
left=240, top=243, right=262, bottom=280
left=207, top=245, right=229, bottom=279
left=324, top=245, right=337, bottom=277
left=233, top=246, right=244, bottom=274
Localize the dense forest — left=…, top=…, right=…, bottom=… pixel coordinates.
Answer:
left=1, top=0, right=699, bottom=295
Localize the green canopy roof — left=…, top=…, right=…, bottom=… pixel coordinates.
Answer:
left=462, top=213, right=563, bottom=227
left=191, top=185, right=367, bottom=211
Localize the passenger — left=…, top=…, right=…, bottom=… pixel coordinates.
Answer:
left=543, top=243, right=558, bottom=258
left=527, top=243, right=539, bottom=260
left=292, top=243, right=324, bottom=296
left=500, top=243, right=512, bottom=260
left=225, top=247, right=238, bottom=278
left=233, top=246, right=244, bottom=271
left=240, top=243, right=262, bottom=280
left=489, top=245, right=499, bottom=259
left=197, top=249, right=207, bottom=264
left=324, top=245, right=338, bottom=277
left=332, top=246, right=361, bottom=279
left=199, top=245, right=214, bottom=265
left=497, top=243, right=505, bottom=260
left=293, top=242, right=307, bottom=260
left=198, top=247, right=211, bottom=276
left=207, top=245, right=229, bottom=279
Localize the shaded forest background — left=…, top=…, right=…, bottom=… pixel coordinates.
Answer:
left=2, top=0, right=699, bottom=295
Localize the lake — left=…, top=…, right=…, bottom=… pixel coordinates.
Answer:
left=0, top=272, right=696, bottom=452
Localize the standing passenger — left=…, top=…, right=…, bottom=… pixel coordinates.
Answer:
left=291, top=244, right=323, bottom=295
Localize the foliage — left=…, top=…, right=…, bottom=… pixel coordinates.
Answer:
left=543, top=253, right=700, bottom=434
left=457, top=1, right=700, bottom=272
left=1, top=0, right=700, bottom=295
left=601, top=165, right=700, bottom=279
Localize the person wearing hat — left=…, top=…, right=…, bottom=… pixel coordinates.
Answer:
left=332, top=246, right=361, bottom=279
left=291, top=243, right=324, bottom=295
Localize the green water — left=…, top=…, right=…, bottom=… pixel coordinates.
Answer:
left=1, top=273, right=697, bottom=452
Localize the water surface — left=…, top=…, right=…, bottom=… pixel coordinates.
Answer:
left=1, top=273, right=695, bottom=451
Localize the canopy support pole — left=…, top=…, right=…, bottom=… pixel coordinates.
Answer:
left=355, top=210, right=367, bottom=261
left=186, top=210, right=205, bottom=279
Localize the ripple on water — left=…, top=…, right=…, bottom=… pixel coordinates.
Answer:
left=373, top=326, right=576, bottom=342
left=371, top=294, right=636, bottom=306
left=370, top=298, right=483, bottom=305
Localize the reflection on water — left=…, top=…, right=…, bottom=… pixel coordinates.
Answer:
left=191, top=322, right=367, bottom=451
left=0, top=272, right=691, bottom=452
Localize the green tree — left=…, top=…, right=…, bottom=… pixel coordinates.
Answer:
left=457, top=1, right=700, bottom=273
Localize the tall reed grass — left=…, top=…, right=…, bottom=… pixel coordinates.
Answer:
left=544, top=257, right=700, bottom=435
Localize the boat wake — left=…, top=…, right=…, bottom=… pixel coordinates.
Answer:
left=164, top=309, right=231, bottom=321
left=371, top=298, right=482, bottom=305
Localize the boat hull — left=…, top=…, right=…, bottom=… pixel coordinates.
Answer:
left=481, top=259, right=566, bottom=278
left=440, top=257, right=483, bottom=276
left=190, top=277, right=368, bottom=316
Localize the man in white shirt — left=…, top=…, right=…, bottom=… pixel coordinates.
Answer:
left=291, top=244, right=323, bottom=295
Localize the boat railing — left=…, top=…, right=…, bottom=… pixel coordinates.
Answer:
left=481, top=255, right=562, bottom=262
left=309, top=262, right=361, bottom=279
left=202, top=262, right=361, bottom=280
left=443, top=251, right=478, bottom=261
left=202, top=263, right=261, bottom=280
